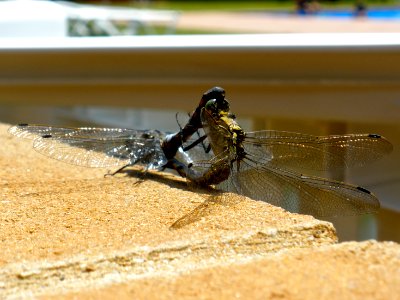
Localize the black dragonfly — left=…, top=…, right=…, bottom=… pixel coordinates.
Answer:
left=9, top=87, right=393, bottom=218
left=8, top=87, right=225, bottom=175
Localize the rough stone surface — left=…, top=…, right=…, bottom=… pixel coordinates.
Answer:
left=0, top=123, right=398, bottom=299
left=50, top=241, right=400, bottom=300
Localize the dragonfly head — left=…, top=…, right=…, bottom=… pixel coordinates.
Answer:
left=204, top=98, right=230, bottom=117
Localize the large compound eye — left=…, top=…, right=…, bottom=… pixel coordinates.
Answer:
left=205, top=99, right=218, bottom=113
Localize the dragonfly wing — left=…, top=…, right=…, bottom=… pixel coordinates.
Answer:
left=10, top=124, right=168, bottom=168
left=244, top=130, right=393, bottom=172
left=8, top=124, right=165, bottom=140
left=218, top=159, right=380, bottom=217
left=9, top=124, right=79, bottom=140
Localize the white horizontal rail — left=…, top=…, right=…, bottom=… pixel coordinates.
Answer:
left=1, top=33, right=400, bottom=49
left=1, top=33, right=400, bottom=124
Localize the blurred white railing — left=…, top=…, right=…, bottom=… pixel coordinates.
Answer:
left=0, top=0, right=179, bottom=37
left=0, top=33, right=400, bottom=124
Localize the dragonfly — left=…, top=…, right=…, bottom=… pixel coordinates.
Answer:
left=8, top=87, right=225, bottom=175
left=9, top=87, right=393, bottom=218
left=169, top=96, right=393, bottom=217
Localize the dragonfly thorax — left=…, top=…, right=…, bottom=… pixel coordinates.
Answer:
left=201, top=100, right=247, bottom=170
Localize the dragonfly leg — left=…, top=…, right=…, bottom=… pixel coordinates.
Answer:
left=105, top=163, right=149, bottom=185
left=104, top=164, right=131, bottom=177
left=182, top=135, right=208, bottom=152
left=105, top=150, right=156, bottom=178
left=195, top=127, right=212, bottom=154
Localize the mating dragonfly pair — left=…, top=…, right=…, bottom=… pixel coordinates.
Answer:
left=9, top=87, right=393, bottom=218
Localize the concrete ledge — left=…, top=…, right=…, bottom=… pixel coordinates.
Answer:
left=0, top=122, right=337, bottom=298
left=57, top=240, right=400, bottom=300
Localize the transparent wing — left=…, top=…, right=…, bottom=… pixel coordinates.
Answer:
left=8, top=124, right=165, bottom=140
left=180, top=108, right=388, bottom=216
left=217, top=157, right=379, bottom=217
left=8, top=124, right=71, bottom=139
left=244, top=130, right=393, bottom=172
left=9, top=124, right=168, bottom=168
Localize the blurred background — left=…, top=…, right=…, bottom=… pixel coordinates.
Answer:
left=0, top=0, right=399, bottom=242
